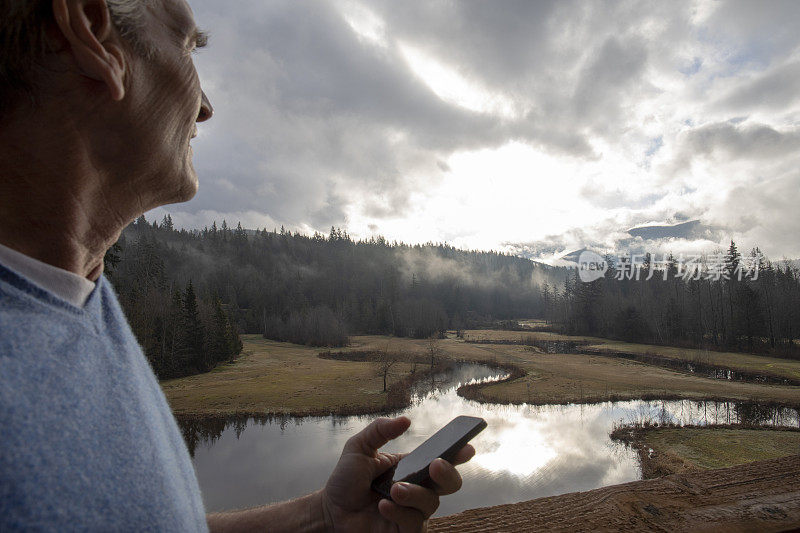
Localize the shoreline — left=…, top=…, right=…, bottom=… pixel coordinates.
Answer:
left=173, top=352, right=800, bottom=419
left=162, top=333, right=800, bottom=419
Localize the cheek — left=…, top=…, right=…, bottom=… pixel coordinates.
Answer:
left=143, top=60, right=199, bottom=136
left=179, top=59, right=202, bottom=117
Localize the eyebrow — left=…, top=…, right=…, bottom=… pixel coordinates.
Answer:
left=192, top=28, right=209, bottom=49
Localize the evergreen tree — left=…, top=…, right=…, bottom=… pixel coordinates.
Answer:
left=180, top=280, right=207, bottom=372
left=103, top=241, right=122, bottom=277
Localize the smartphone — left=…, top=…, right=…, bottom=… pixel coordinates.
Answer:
left=371, top=415, right=487, bottom=500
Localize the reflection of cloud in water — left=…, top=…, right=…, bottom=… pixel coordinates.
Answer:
left=472, top=411, right=556, bottom=478
left=190, top=364, right=799, bottom=516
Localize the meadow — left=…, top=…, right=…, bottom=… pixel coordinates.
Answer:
left=163, top=330, right=800, bottom=416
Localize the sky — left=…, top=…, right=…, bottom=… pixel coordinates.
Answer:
left=150, top=0, right=800, bottom=263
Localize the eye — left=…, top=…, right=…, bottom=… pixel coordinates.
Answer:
left=196, top=32, right=209, bottom=48
left=193, top=30, right=209, bottom=53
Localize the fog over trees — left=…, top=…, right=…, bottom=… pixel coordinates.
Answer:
left=108, top=215, right=561, bottom=377
left=108, top=215, right=797, bottom=380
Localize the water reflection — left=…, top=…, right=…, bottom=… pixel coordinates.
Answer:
left=185, top=363, right=799, bottom=517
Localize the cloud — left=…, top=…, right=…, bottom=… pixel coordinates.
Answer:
left=675, top=122, right=800, bottom=162
left=148, top=0, right=800, bottom=260
left=718, top=60, right=800, bottom=113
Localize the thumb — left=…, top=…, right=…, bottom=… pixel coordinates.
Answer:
left=344, top=416, right=411, bottom=455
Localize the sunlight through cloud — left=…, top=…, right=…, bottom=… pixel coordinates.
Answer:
left=398, top=43, right=517, bottom=118
left=473, top=419, right=558, bottom=477
left=336, top=0, right=389, bottom=48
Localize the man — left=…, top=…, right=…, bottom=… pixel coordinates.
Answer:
left=0, top=0, right=474, bottom=530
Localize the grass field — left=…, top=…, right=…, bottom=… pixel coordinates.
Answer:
left=468, top=349, right=800, bottom=406
left=463, top=329, right=800, bottom=382
left=645, top=428, right=800, bottom=470
left=613, top=426, right=800, bottom=478
left=161, top=335, right=416, bottom=416
left=350, top=333, right=800, bottom=406
left=584, top=341, right=800, bottom=382
left=161, top=331, right=800, bottom=416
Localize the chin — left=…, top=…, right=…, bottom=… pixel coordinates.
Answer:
left=176, top=173, right=199, bottom=202
left=159, top=166, right=199, bottom=207
left=176, top=153, right=200, bottom=200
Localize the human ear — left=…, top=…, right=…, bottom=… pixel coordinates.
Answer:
left=51, top=0, right=127, bottom=101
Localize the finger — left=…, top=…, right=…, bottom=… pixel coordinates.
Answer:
left=428, top=458, right=462, bottom=496
left=451, top=444, right=476, bottom=466
left=391, top=482, right=439, bottom=518
left=378, top=498, right=428, bottom=533
left=374, top=452, right=402, bottom=474
left=344, top=416, right=411, bottom=456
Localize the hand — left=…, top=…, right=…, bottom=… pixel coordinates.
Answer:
left=321, top=416, right=475, bottom=532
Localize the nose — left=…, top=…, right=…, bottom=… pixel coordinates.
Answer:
left=197, top=90, right=213, bottom=122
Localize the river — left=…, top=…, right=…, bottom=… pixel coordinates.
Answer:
left=186, top=363, right=799, bottom=517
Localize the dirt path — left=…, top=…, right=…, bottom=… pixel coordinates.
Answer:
left=429, top=454, right=800, bottom=532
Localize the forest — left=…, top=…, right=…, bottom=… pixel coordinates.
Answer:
left=544, top=242, right=800, bottom=358
left=107, top=215, right=561, bottom=378
left=109, top=214, right=799, bottom=380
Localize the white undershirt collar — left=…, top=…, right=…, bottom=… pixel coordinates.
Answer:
left=0, top=242, right=96, bottom=308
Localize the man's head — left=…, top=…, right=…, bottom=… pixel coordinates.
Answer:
left=0, top=1, right=151, bottom=110
left=0, top=0, right=213, bottom=212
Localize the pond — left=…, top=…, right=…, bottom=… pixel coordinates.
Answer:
left=185, top=363, right=799, bottom=517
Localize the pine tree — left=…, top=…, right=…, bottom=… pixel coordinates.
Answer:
left=180, top=280, right=207, bottom=372
left=724, top=240, right=741, bottom=281
left=166, top=288, right=184, bottom=376
left=234, top=221, right=247, bottom=244
left=724, top=240, right=742, bottom=346
left=103, top=241, right=122, bottom=277
left=221, top=220, right=229, bottom=241
left=208, top=296, right=240, bottom=364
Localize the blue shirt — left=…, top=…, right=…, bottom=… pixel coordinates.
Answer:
left=0, top=264, right=207, bottom=531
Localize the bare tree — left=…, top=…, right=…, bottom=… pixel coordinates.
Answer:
left=426, top=338, right=442, bottom=369
left=375, top=345, right=401, bottom=392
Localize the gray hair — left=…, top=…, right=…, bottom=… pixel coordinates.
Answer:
left=0, top=0, right=153, bottom=115
left=107, top=0, right=156, bottom=56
